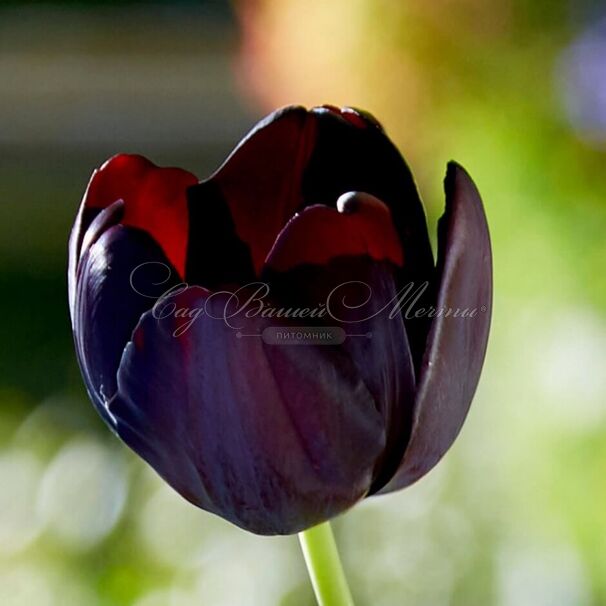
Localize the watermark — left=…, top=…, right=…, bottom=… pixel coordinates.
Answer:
left=254, top=326, right=349, bottom=345
left=129, top=262, right=488, bottom=343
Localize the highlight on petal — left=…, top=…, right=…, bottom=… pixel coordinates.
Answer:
left=379, top=162, right=492, bottom=493
left=303, top=106, right=435, bottom=367
left=73, top=225, right=181, bottom=420
left=264, top=192, right=403, bottom=273
left=319, top=105, right=385, bottom=130
left=68, top=199, right=123, bottom=324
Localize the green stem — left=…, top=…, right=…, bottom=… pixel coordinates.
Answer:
left=298, top=522, right=355, bottom=606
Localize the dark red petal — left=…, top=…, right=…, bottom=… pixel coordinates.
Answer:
left=188, top=106, right=433, bottom=343
left=264, top=192, right=403, bottom=272
left=68, top=155, right=155, bottom=278
left=84, top=154, right=155, bottom=210
left=198, top=106, right=317, bottom=275
left=379, top=163, right=492, bottom=493
left=260, top=192, right=414, bottom=491
left=303, top=107, right=435, bottom=369
left=74, top=154, right=197, bottom=279
left=108, top=286, right=386, bottom=534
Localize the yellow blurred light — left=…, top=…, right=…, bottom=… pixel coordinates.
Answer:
left=36, top=437, right=128, bottom=550
left=0, top=450, right=44, bottom=556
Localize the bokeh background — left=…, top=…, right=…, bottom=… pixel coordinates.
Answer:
left=1, top=1, right=605, bottom=604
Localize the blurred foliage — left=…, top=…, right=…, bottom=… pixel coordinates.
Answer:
left=1, top=1, right=605, bottom=605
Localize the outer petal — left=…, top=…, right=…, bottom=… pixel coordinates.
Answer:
left=69, top=199, right=123, bottom=325
left=194, top=106, right=317, bottom=275
left=74, top=224, right=181, bottom=421
left=108, top=287, right=386, bottom=535
left=379, top=163, right=492, bottom=493
left=68, top=154, right=196, bottom=299
left=262, top=193, right=416, bottom=493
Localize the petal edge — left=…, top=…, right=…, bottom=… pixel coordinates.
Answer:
left=379, top=162, right=492, bottom=492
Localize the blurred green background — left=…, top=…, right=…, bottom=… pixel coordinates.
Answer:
left=1, top=1, right=605, bottom=604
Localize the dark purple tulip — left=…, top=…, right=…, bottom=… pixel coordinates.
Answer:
left=68, top=105, right=492, bottom=535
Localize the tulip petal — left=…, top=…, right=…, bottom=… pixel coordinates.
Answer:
left=68, top=199, right=124, bottom=325
left=378, top=163, right=492, bottom=493
left=190, top=106, right=435, bottom=366
left=74, top=225, right=181, bottom=421
left=189, top=106, right=317, bottom=276
left=264, top=192, right=403, bottom=272
left=305, top=107, right=436, bottom=366
left=184, top=180, right=257, bottom=288
left=263, top=257, right=417, bottom=494
left=108, top=286, right=387, bottom=534
left=70, top=153, right=196, bottom=280
left=69, top=155, right=152, bottom=273
left=262, top=194, right=416, bottom=492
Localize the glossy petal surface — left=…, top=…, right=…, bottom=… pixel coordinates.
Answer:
left=263, top=192, right=416, bottom=491
left=109, top=286, right=386, bottom=534
left=188, top=107, right=435, bottom=368
left=74, top=225, right=180, bottom=419
left=303, top=107, right=435, bottom=365
left=379, top=163, right=492, bottom=493
left=199, top=106, right=317, bottom=275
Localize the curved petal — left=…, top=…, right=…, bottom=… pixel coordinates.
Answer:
left=68, top=199, right=123, bottom=326
left=379, top=162, right=492, bottom=493
left=69, top=154, right=197, bottom=281
left=68, top=155, right=152, bottom=279
left=262, top=193, right=416, bottom=493
left=188, top=108, right=435, bottom=364
left=303, top=107, right=435, bottom=367
left=108, top=286, right=386, bottom=534
left=73, top=225, right=181, bottom=421
left=264, top=192, right=403, bottom=272
left=189, top=105, right=317, bottom=275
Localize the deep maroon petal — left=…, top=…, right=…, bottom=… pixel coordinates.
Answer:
left=68, top=200, right=123, bottom=325
left=262, top=259, right=416, bottom=495
left=379, top=163, right=492, bottom=493
left=189, top=105, right=435, bottom=366
left=261, top=193, right=416, bottom=492
left=302, top=107, right=435, bottom=367
left=69, top=154, right=197, bottom=281
left=73, top=225, right=181, bottom=421
left=108, top=287, right=386, bottom=535
left=264, top=192, right=403, bottom=272
left=189, top=106, right=316, bottom=275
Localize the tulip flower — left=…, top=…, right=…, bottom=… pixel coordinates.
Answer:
left=68, top=105, right=491, bottom=543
